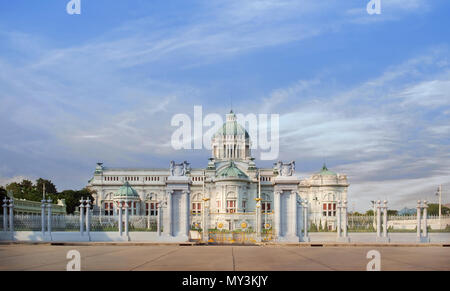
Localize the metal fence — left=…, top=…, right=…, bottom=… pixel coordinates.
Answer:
left=10, top=214, right=157, bottom=232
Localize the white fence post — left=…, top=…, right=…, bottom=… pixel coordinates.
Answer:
left=85, top=198, right=91, bottom=241
left=303, top=200, right=309, bottom=242
left=41, top=199, right=46, bottom=235
left=124, top=202, right=129, bottom=240
left=8, top=199, right=14, bottom=234
left=383, top=201, right=388, bottom=238
left=336, top=200, right=341, bottom=238
left=79, top=198, right=85, bottom=235
left=416, top=200, right=421, bottom=240
left=2, top=198, right=8, bottom=232
left=423, top=200, right=429, bottom=240
left=118, top=202, right=123, bottom=236
left=376, top=200, right=381, bottom=238
left=157, top=202, right=162, bottom=237
left=47, top=199, right=52, bottom=238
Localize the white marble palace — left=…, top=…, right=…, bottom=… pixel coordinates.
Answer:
left=87, top=111, right=349, bottom=241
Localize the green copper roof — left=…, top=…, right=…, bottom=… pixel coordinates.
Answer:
left=115, top=181, right=139, bottom=198
left=214, top=112, right=249, bottom=138
left=217, top=162, right=248, bottom=179
left=319, top=164, right=337, bottom=176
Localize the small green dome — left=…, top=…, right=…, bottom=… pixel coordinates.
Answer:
left=217, top=162, right=248, bottom=179
left=115, top=181, right=139, bottom=198
left=318, top=164, right=337, bottom=176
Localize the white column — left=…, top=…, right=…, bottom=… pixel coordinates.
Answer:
left=274, top=191, right=281, bottom=238
left=118, top=202, right=123, bottom=236
left=185, top=191, right=191, bottom=238
left=79, top=199, right=85, bottom=235
left=41, top=199, right=46, bottom=235
left=167, top=192, right=172, bottom=236
left=376, top=200, right=381, bottom=238
left=2, top=198, right=8, bottom=232
left=8, top=199, right=14, bottom=233
left=147, top=202, right=151, bottom=230
left=291, top=192, right=297, bottom=237
left=343, top=200, right=348, bottom=238
left=47, top=199, right=52, bottom=234
left=124, top=202, right=129, bottom=238
left=416, top=200, right=421, bottom=239
left=336, top=201, right=341, bottom=238
left=157, top=202, right=162, bottom=236
left=303, top=200, right=309, bottom=239
left=85, top=198, right=91, bottom=238
left=423, top=200, right=428, bottom=238
left=383, top=200, right=388, bottom=238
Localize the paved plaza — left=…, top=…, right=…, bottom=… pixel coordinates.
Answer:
left=0, top=244, right=449, bottom=271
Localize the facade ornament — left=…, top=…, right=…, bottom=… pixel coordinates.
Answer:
left=274, top=161, right=296, bottom=176
left=170, top=161, right=191, bottom=176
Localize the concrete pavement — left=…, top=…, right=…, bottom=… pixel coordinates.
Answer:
left=0, top=244, right=449, bottom=271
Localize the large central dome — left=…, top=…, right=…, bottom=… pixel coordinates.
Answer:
left=213, top=110, right=249, bottom=138
left=211, top=111, right=252, bottom=160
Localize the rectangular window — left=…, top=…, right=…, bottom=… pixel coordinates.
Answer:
left=192, top=202, right=202, bottom=215
left=147, top=202, right=158, bottom=216
left=227, top=200, right=236, bottom=213
left=104, top=202, right=113, bottom=216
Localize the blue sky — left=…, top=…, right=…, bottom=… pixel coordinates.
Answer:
left=0, top=0, right=449, bottom=211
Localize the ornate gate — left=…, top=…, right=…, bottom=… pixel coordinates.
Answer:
left=193, top=212, right=275, bottom=244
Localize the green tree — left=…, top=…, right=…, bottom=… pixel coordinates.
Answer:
left=59, top=188, right=95, bottom=214
left=387, top=210, right=398, bottom=215
left=427, top=203, right=450, bottom=216
left=366, top=210, right=374, bottom=216
left=5, top=182, right=22, bottom=199
left=36, top=178, right=58, bottom=196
